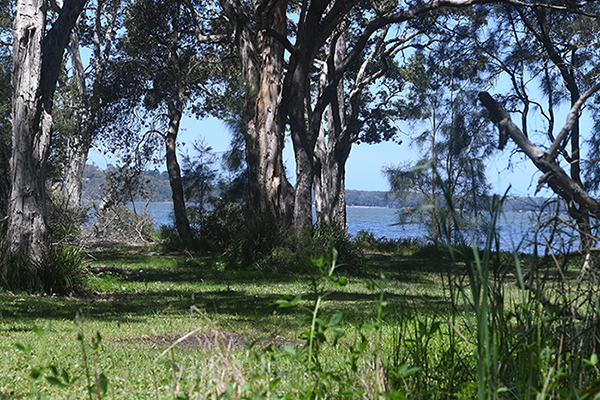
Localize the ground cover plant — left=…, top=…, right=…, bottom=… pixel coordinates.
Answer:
left=1, top=234, right=600, bottom=399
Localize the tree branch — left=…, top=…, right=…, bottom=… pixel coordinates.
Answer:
left=479, top=91, right=600, bottom=218
left=547, top=82, right=600, bottom=158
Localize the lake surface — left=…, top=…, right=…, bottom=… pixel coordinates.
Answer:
left=136, top=202, right=580, bottom=253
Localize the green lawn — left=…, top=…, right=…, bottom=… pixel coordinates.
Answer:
left=0, top=245, right=596, bottom=399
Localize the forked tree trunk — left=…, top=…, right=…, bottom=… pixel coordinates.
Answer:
left=9, top=0, right=86, bottom=265
left=63, top=2, right=116, bottom=211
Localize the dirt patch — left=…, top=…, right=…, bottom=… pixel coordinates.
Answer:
left=124, top=331, right=295, bottom=353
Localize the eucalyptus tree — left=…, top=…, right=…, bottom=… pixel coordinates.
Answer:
left=58, top=0, right=122, bottom=212
left=218, top=0, right=520, bottom=238
left=9, top=0, right=86, bottom=265
left=0, top=1, right=11, bottom=220
left=313, top=22, right=403, bottom=230
left=102, top=0, right=232, bottom=238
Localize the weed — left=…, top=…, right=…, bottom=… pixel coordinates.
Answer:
left=14, top=313, right=109, bottom=399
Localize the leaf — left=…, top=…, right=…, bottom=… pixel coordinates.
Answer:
left=585, top=353, right=599, bottom=367
left=46, top=376, right=69, bottom=388
left=33, top=325, right=45, bottom=338
left=283, top=345, right=297, bottom=356
left=30, top=367, right=45, bottom=380
left=333, top=277, right=348, bottom=287
left=99, top=373, right=109, bottom=394
left=328, top=312, right=343, bottom=327
left=272, top=294, right=302, bottom=308
left=48, top=365, right=58, bottom=376
left=61, top=369, right=70, bottom=384
left=14, top=342, right=32, bottom=353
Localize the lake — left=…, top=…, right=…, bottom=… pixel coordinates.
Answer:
left=134, top=202, right=582, bottom=253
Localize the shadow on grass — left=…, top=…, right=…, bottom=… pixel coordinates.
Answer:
left=0, top=285, right=451, bottom=331
left=0, top=247, right=460, bottom=331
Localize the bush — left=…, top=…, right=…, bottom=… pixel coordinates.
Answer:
left=0, top=239, right=88, bottom=294
left=46, top=190, right=90, bottom=244
left=159, top=202, right=246, bottom=253
left=294, top=224, right=363, bottom=275
left=352, top=230, right=423, bottom=254
left=0, top=238, right=40, bottom=292
left=38, top=245, right=89, bottom=295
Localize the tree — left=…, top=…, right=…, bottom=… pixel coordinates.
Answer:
left=181, top=140, right=219, bottom=215
left=219, top=0, right=516, bottom=238
left=469, top=2, right=600, bottom=269
left=313, top=19, right=407, bottom=230
left=102, top=0, right=232, bottom=238
left=59, top=0, right=121, bottom=212
left=8, top=0, right=86, bottom=265
left=217, top=0, right=295, bottom=236
left=0, top=2, right=11, bottom=221
left=385, top=40, right=495, bottom=242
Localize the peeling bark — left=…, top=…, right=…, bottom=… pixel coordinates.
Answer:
left=9, top=0, right=87, bottom=264
left=219, top=0, right=294, bottom=234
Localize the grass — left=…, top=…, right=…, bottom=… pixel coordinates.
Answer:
left=0, top=243, right=597, bottom=398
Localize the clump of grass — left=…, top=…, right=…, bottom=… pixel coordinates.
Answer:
left=353, top=229, right=423, bottom=254
left=38, top=244, right=89, bottom=295
left=0, top=239, right=88, bottom=295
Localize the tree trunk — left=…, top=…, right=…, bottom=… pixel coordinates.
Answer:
left=314, top=136, right=351, bottom=229
left=166, top=99, right=192, bottom=239
left=63, top=27, right=89, bottom=211
left=63, top=2, right=116, bottom=211
left=219, top=0, right=294, bottom=235
left=8, top=0, right=86, bottom=266
left=314, top=33, right=350, bottom=230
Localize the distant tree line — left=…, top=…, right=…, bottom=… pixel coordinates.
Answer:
left=81, top=166, right=550, bottom=213
left=82, top=164, right=173, bottom=203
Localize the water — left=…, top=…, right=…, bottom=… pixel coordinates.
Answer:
left=137, top=202, right=579, bottom=253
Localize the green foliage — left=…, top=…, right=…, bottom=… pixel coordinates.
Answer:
left=353, top=230, right=422, bottom=254
left=46, top=189, right=90, bottom=244
left=303, top=225, right=364, bottom=274
left=0, top=238, right=40, bottom=292
left=0, top=240, right=88, bottom=295
left=14, top=318, right=109, bottom=399
left=38, top=245, right=89, bottom=295
left=181, top=139, right=219, bottom=214
left=160, top=202, right=245, bottom=253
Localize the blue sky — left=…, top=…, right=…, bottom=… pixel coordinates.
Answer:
left=88, top=114, right=552, bottom=197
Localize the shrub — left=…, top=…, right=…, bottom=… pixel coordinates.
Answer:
left=352, top=229, right=423, bottom=254
left=38, top=245, right=89, bottom=295
left=46, top=190, right=90, bottom=245
left=295, top=224, right=364, bottom=274
left=0, top=240, right=88, bottom=294
left=159, top=202, right=246, bottom=253
left=0, top=238, right=40, bottom=292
